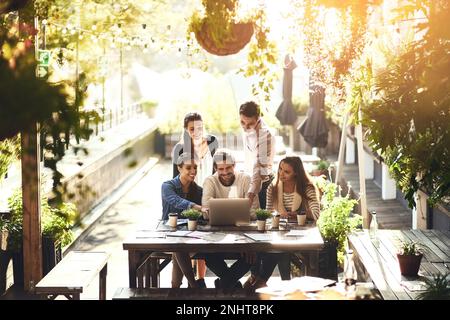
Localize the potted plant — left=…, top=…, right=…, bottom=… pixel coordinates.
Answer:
left=2, top=189, right=77, bottom=288
left=312, top=159, right=330, bottom=177
left=188, top=0, right=254, bottom=56
left=316, top=179, right=361, bottom=280
left=140, top=101, right=158, bottom=119
left=397, top=241, right=423, bottom=277
left=255, top=209, right=272, bottom=232
left=182, top=209, right=202, bottom=231
left=417, top=273, right=450, bottom=300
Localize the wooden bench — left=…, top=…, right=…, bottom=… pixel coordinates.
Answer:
left=35, top=251, right=109, bottom=300
left=113, top=287, right=259, bottom=300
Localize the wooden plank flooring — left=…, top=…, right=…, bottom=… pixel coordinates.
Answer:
left=340, top=164, right=412, bottom=229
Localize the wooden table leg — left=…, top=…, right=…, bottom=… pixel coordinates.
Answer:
left=308, top=251, right=320, bottom=277
left=150, top=257, right=159, bottom=288
left=128, top=250, right=139, bottom=288
left=99, top=263, right=108, bottom=300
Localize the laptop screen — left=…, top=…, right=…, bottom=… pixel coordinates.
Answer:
left=208, top=198, right=251, bottom=226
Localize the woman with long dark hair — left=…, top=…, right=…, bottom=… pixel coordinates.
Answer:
left=172, top=112, right=218, bottom=186
left=268, top=156, right=320, bottom=221
left=244, top=156, right=320, bottom=289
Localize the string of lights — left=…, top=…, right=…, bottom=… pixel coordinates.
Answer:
left=42, top=19, right=189, bottom=53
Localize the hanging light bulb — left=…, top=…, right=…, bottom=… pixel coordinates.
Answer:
left=143, top=44, right=148, bottom=53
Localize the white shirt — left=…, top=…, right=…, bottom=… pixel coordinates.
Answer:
left=242, top=118, right=275, bottom=194
left=195, top=148, right=213, bottom=187
left=202, top=171, right=259, bottom=219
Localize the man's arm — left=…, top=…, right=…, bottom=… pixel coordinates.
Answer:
left=248, top=127, right=275, bottom=195
left=201, top=177, right=216, bottom=219
left=243, top=174, right=259, bottom=220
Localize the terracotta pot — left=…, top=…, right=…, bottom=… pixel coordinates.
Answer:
left=397, top=253, right=423, bottom=276
left=194, top=21, right=254, bottom=56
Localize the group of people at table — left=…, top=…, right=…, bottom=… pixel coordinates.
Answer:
left=161, top=101, right=321, bottom=290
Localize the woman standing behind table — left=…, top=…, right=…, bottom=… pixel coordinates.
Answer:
left=244, top=156, right=321, bottom=289
left=171, top=112, right=218, bottom=287
left=161, top=152, right=207, bottom=288
left=172, top=112, right=218, bottom=186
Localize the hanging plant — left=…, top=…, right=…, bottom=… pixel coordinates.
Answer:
left=188, top=0, right=254, bottom=56
left=187, top=1, right=278, bottom=102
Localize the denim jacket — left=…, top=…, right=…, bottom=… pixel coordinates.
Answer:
left=161, top=175, right=203, bottom=220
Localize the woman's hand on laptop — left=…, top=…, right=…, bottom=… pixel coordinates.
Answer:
left=201, top=207, right=209, bottom=219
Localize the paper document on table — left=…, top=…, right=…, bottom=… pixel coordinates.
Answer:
left=166, top=230, right=209, bottom=239
left=188, top=231, right=210, bottom=239
left=166, top=230, right=193, bottom=237
left=135, top=231, right=166, bottom=239
left=244, top=233, right=273, bottom=242
left=285, top=230, right=308, bottom=237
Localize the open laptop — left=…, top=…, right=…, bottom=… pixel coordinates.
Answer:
left=208, top=198, right=251, bottom=226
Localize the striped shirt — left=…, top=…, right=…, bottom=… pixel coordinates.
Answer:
left=266, top=184, right=321, bottom=220
left=282, top=193, right=295, bottom=212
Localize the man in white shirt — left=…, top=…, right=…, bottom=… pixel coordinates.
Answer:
left=239, top=101, right=275, bottom=209
left=202, top=150, right=259, bottom=220
left=201, top=149, right=258, bottom=289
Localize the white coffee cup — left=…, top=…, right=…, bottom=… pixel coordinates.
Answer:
left=272, top=215, right=280, bottom=229
left=297, top=214, right=306, bottom=226
left=168, top=213, right=178, bottom=228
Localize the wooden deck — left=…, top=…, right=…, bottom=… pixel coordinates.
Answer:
left=348, top=229, right=450, bottom=300
left=340, top=164, right=412, bottom=229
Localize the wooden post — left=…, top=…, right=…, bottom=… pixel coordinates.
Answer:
left=19, top=5, right=43, bottom=291
left=356, top=109, right=369, bottom=229
left=335, top=113, right=348, bottom=185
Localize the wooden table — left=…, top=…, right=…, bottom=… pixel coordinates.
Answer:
left=123, top=224, right=324, bottom=288
left=348, top=229, right=450, bottom=300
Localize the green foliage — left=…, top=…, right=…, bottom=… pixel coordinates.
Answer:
left=240, top=8, right=278, bottom=103
left=417, top=273, right=450, bottom=300
left=5, top=188, right=77, bottom=251
left=187, top=1, right=278, bottom=103
left=181, top=208, right=202, bottom=220
left=255, top=209, right=272, bottom=221
left=0, top=136, right=20, bottom=180
left=188, top=0, right=239, bottom=48
left=0, top=13, right=99, bottom=205
left=361, top=0, right=450, bottom=208
left=316, top=159, right=330, bottom=171
left=316, top=179, right=360, bottom=263
left=399, top=241, right=420, bottom=256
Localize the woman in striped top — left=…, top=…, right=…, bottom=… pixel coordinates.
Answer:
left=244, top=156, right=320, bottom=289
left=266, top=156, right=320, bottom=221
